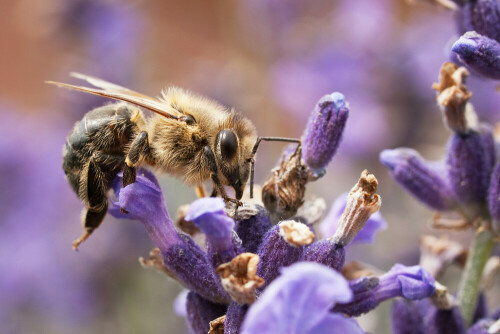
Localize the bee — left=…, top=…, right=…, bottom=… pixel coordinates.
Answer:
left=48, top=73, right=300, bottom=249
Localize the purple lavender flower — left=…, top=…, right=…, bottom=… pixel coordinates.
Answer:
left=446, top=127, right=495, bottom=206
left=380, top=148, right=456, bottom=211
left=235, top=205, right=272, bottom=254
left=452, top=32, right=500, bottom=80
left=319, top=192, right=387, bottom=245
left=186, top=291, right=227, bottom=334
left=333, top=264, right=435, bottom=316
left=240, top=262, right=364, bottom=334
left=109, top=170, right=229, bottom=304
left=186, top=198, right=241, bottom=267
left=457, top=0, right=500, bottom=43
left=391, top=299, right=425, bottom=334
left=302, top=92, right=349, bottom=170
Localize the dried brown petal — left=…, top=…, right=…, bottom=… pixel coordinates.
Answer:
left=431, top=211, right=470, bottom=230
left=332, top=170, right=381, bottom=246
left=419, top=235, right=467, bottom=279
left=208, top=315, right=226, bottom=334
left=431, top=281, right=455, bottom=310
left=278, top=220, right=315, bottom=247
left=433, top=62, right=476, bottom=134
left=342, top=261, right=383, bottom=280
left=139, top=248, right=186, bottom=287
left=216, top=253, right=265, bottom=305
left=262, top=146, right=309, bottom=222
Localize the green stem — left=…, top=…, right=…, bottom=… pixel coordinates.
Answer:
left=458, top=229, right=495, bottom=326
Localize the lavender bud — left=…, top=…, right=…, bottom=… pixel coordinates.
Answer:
left=457, top=0, right=500, bottom=42
left=331, top=170, right=381, bottom=246
left=452, top=32, right=500, bottom=80
left=300, top=239, right=346, bottom=272
left=391, top=300, right=425, bottom=334
left=256, top=223, right=306, bottom=289
left=186, top=292, right=227, bottom=334
left=380, top=148, right=456, bottom=211
left=333, top=264, right=435, bottom=317
left=446, top=127, right=495, bottom=207
left=224, top=302, right=248, bottom=334
left=235, top=205, right=272, bottom=254
left=186, top=198, right=241, bottom=267
left=302, top=92, right=349, bottom=170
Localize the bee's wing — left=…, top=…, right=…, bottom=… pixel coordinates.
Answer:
left=46, top=73, right=181, bottom=120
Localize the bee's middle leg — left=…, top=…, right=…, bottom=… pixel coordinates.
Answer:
left=123, top=131, right=149, bottom=187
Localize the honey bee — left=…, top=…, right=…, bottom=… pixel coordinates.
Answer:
left=48, top=73, right=299, bottom=249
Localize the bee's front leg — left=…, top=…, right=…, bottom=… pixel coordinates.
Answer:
left=203, top=146, right=242, bottom=206
left=123, top=131, right=149, bottom=187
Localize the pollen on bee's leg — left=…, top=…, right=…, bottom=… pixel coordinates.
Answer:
left=195, top=185, right=206, bottom=198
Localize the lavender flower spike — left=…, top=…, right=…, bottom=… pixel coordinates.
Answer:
left=302, top=92, right=349, bottom=170
left=186, top=197, right=240, bottom=267
left=380, top=148, right=456, bottom=211
left=109, top=170, right=229, bottom=304
left=240, top=262, right=364, bottom=334
left=333, top=264, right=435, bottom=317
left=452, top=32, right=500, bottom=80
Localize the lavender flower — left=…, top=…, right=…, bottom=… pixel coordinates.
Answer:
left=380, top=148, right=456, bottom=211
left=235, top=205, right=272, bottom=254
left=302, top=92, right=349, bottom=170
left=224, top=303, right=248, bottom=334
left=391, top=299, right=426, bottom=334
left=109, top=170, right=229, bottom=304
left=333, top=264, right=435, bottom=316
left=185, top=198, right=241, bottom=267
left=488, top=163, right=500, bottom=233
left=452, top=32, right=500, bottom=80
left=240, top=262, right=364, bottom=334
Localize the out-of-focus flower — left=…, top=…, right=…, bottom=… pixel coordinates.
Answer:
left=380, top=148, right=456, bottom=212
left=240, top=262, right=364, bottom=334
left=452, top=31, right=500, bottom=80
left=302, top=92, right=349, bottom=171
left=333, top=264, right=436, bottom=317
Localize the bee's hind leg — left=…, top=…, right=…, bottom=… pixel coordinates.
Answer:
left=73, top=204, right=108, bottom=250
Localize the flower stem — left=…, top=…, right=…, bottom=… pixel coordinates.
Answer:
left=458, top=228, right=495, bottom=326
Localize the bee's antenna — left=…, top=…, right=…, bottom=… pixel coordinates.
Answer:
left=249, top=137, right=301, bottom=198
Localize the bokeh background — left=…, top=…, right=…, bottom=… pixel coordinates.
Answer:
left=1, top=0, right=499, bottom=333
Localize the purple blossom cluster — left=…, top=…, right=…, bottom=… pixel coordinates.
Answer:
left=104, top=92, right=437, bottom=334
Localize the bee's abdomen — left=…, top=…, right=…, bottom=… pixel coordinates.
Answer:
left=63, top=103, right=139, bottom=199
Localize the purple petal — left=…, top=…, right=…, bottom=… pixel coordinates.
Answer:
left=185, top=197, right=226, bottom=221
left=241, top=262, right=355, bottom=334
left=308, top=313, right=365, bottom=334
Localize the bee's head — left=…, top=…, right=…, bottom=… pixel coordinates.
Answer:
left=215, top=129, right=253, bottom=200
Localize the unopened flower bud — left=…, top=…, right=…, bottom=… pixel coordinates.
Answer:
left=452, top=32, right=500, bottom=80
left=302, top=92, right=349, bottom=170
left=446, top=126, right=495, bottom=207
left=380, top=148, right=456, bottom=211
left=457, top=0, right=500, bottom=43
left=332, top=170, right=381, bottom=246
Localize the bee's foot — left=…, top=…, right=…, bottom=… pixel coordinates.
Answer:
left=72, top=230, right=92, bottom=251
left=120, top=207, right=129, bottom=214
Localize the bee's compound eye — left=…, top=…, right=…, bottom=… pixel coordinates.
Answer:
left=219, top=130, right=238, bottom=160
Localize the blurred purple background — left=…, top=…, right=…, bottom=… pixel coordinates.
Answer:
left=1, top=0, right=499, bottom=333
